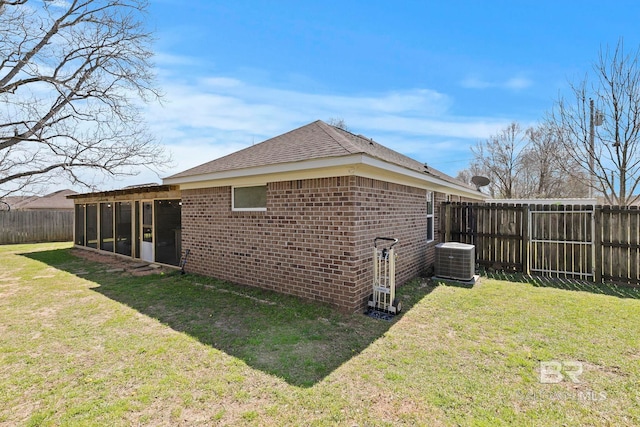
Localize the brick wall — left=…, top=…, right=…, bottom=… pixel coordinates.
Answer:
left=348, top=177, right=433, bottom=309
left=181, top=176, right=440, bottom=312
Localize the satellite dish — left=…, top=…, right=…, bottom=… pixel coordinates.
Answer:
left=471, top=176, right=490, bottom=190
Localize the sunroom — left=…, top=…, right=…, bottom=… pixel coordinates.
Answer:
left=68, top=185, right=182, bottom=266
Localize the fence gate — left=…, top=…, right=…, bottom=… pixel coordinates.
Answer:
left=528, top=206, right=595, bottom=280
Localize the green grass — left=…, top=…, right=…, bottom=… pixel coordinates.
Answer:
left=2, top=242, right=640, bottom=426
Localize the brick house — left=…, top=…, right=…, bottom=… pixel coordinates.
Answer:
left=71, top=120, right=484, bottom=312
left=6, top=189, right=77, bottom=211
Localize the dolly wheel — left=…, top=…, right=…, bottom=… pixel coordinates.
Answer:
left=393, top=298, right=402, bottom=314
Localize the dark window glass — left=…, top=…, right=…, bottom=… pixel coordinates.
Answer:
left=154, top=199, right=182, bottom=266
left=74, top=204, right=85, bottom=246
left=100, top=203, right=114, bottom=252
left=143, top=226, right=152, bottom=243
left=86, top=204, right=98, bottom=249
left=233, top=186, right=266, bottom=210
left=143, top=201, right=153, bottom=226
left=115, top=202, right=132, bottom=256
left=134, top=201, right=140, bottom=258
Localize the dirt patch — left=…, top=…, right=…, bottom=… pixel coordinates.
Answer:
left=70, top=248, right=175, bottom=276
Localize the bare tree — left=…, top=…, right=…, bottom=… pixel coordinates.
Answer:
left=0, top=0, right=169, bottom=197
left=327, top=117, right=350, bottom=132
left=467, top=122, right=528, bottom=198
left=519, top=124, right=589, bottom=198
left=549, top=39, right=640, bottom=205
left=458, top=122, right=589, bottom=199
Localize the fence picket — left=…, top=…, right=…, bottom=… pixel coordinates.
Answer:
left=0, top=210, right=73, bottom=244
left=444, top=202, right=640, bottom=285
left=628, top=208, right=635, bottom=281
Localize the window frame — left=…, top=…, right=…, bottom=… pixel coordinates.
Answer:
left=426, top=191, right=434, bottom=242
left=99, top=202, right=114, bottom=252
left=232, top=185, right=267, bottom=212
left=74, top=204, right=85, bottom=246
left=85, top=203, right=98, bottom=249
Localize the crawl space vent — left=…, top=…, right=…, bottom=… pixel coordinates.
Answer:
left=435, top=242, right=475, bottom=281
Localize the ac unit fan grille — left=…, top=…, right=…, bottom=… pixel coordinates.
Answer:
left=435, top=242, right=475, bottom=281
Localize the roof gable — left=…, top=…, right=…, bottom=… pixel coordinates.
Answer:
left=167, top=120, right=354, bottom=179
left=5, top=189, right=77, bottom=210
left=166, top=120, right=469, bottom=189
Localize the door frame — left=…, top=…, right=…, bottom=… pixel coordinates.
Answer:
left=140, top=200, right=154, bottom=262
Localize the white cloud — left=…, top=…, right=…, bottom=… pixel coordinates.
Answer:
left=10, top=11, right=514, bottom=192
left=139, top=72, right=513, bottom=182
left=70, top=70, right=513, bottom=190
left=504, top=77, right=533, bottom=90
left=460, top=76, right=493, bottom=89
left=9, top=49, right=513, bottom=193
left=44, top=0, right=72, bottom=8
left=460, top=74, right=533, bottom=91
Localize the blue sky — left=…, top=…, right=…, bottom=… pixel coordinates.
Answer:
left=117, top=0, right=640, bottom=189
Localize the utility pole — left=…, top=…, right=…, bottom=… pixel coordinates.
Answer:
left=588, top=98, right=603, bottom=199
left=589, top=99, right=595, bottom=199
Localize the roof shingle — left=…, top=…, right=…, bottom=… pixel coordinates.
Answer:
left=166, top=120, right=472, bottom=189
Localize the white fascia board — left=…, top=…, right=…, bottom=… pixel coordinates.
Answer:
left=163, top=153, right=483, bottom=199
left=359, top=156, right=484, bottom=199
left=162, top=154, right=364, bottom=186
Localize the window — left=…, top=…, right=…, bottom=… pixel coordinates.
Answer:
left=115, top=202, right=132, bottom=256
left=86, top=204, right=98, bottom=249
left=142, top=202, right=153, bottom=243
left=154, top=199, right=182, bottom=266
left=134, top=201, right=140, bottom=258
left=74, top=204, right=85, bottom=246
left=100, top=202, right=114, bottom=252
left=232, top=185, right=267, bottom=211
left=426, top=191, right=434, bottom=242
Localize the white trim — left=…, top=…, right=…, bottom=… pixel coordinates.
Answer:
left=232, top=207, right=268, bottom=212
left=164, top=155, right=362, bottom=185
left=232, top=184, right=267, bottom=212
left=426, top=191, right=434, bottom=243
left=359, top=156, right=481, bottom=197
left=140, top=200, right=154, bottom=262
left=164, top=154, right=484, bottom=200
left=486, top=198, right=598, bottom=205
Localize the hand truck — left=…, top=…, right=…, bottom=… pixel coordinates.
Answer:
left=368, top=237, right=402, bottom=314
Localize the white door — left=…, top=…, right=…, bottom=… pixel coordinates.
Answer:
left=141, top=201, right=154, bottom=262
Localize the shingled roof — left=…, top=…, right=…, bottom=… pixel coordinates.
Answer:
left=166, top=120, right=472, bottom=190
left=5, top=189, right=77, bottom=210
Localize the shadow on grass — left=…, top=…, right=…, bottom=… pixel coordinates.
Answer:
left=22, top=248, right=437, bottom=388
left=481, top=269, right=640, bottom=300
left=431, top=278, right=476, bottom=289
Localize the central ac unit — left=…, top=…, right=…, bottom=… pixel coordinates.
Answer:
left=435, top=242, right=475, bottom=281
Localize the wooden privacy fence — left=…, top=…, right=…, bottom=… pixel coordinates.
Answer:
left=0, top=210, right=73, bottom=244
left=442, top=202, right=640, bottom=285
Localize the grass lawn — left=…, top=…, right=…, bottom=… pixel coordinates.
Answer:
left=1, top=242, right=640, bottom=426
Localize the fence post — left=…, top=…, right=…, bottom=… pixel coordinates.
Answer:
left=521, top=204, right=530, bottom=275
left=594, top=205, right=602, bottom=283
left=443, top=202, right=451, bottom=242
